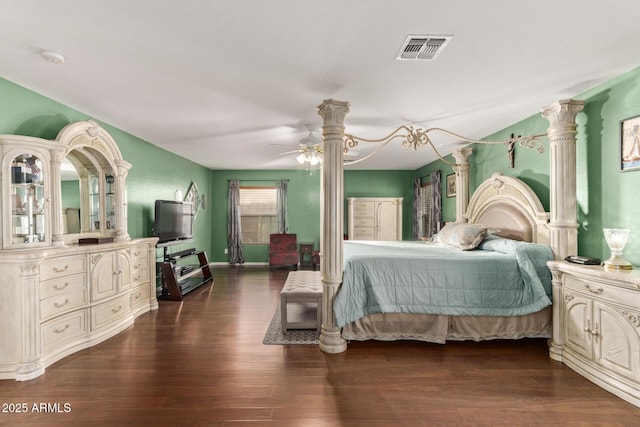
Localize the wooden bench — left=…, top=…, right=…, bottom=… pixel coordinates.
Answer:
left=280, top=270, right=322, bottom=332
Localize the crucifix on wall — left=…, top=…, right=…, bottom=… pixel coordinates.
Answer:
left=507, top=133, right=519, bottom=168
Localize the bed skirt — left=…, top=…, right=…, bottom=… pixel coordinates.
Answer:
left=340, top=306, right=552, bottom=344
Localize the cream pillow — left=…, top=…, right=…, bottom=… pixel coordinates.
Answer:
left=434, top=223, right=489, bottom=250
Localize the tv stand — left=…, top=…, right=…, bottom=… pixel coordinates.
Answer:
left=159, top=247, right=213, bottom=301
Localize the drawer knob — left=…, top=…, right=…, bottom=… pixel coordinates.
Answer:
left=53, top=282, right=69, bottom=291
left=584, top=284, right=603, bottom=294
left=53, top=298, right=69, bottom=308
left=112, top=305, right=122, bottom=314
left=53, top=265, right=69, bottom=273
left=53, top=324, right=69, bottom=334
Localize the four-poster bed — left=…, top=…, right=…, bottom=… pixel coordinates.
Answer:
left=313, top=98, right=640, bottom=409
left=316, top=98, right=584, bottom=354
left=338, top=173, right=555, bottom=343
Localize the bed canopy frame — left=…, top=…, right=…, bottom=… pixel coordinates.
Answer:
left=316, top=98, right=584, bottom=354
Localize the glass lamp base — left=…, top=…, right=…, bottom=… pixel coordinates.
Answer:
left=604, top=256, right=633, bottom=271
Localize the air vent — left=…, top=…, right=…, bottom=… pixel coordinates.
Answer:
left=396, top=35, right=452, bottom=60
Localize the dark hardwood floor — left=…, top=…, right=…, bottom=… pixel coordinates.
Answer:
left=1, top=266, right=640, bottom=426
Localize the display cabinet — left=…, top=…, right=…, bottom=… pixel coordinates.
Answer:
left=10, top=154, right=47, bottom=246
left=0, top=120, right=158, bottom=381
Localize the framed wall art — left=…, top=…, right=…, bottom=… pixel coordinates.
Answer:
left=620, top=114, right=640, bottom=172
left=446, top=173, right=456, bottom=198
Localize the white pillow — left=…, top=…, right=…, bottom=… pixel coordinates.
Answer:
left=434, top=223, right=489, bottom=250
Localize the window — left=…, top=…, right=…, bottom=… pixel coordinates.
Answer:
left=419, top=183, right=432, bottom=238
left=239, top=187, right=278, bottom=244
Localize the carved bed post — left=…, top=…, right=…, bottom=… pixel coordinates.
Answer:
left=317, top=99, right=349, bottom=354
left=541, top=99, right=584, bottom=260
left=452, top=148, right=473, bottom=222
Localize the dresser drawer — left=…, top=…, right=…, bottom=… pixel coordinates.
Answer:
left=131, top=283, right=150, bottom=311
left=353, top=201, right=374, bottom=209
left=41, top=309, right=88, bottom=353
left=353, top=207, right=374, bottom=218
left=130, top=258, right=147, bottom=274
left=353, top=217, right=375, bottom=227
left=40, top=255, right=85, bottom=281
left=91, top=294, right=131, bottom=331
left=564, top=275, right=639, bottom=307
left=40, top=289, right=87, bottom=320
left=40, top=273, right=85, bottom=300
left=131, top=267, right=149, bottom=286
left=130, top=244, right=148, bottom=261
left=353, top=227, right=375, bottom=240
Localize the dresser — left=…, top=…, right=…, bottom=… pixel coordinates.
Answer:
left=547, top=261, right=640, bottom=408
left=347, top=197, right=402, bottom=241
left=0, top=121, right=158, bottom=381
left=0, top=238, right=157, bottom=380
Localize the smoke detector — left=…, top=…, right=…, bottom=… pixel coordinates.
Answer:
left=396, top=35, right=452, bottom=60
left=40, top=51, right=65, bottom=64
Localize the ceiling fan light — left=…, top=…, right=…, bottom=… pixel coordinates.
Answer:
left=310, top=153, right=319, bottom=166
left=296, top=153, right=306, bottom=164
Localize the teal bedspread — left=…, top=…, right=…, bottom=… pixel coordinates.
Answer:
left=334, top=237, right=553, bottom=328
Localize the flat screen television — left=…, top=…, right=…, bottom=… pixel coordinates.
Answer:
left=153, top=200, right=194, bottom=244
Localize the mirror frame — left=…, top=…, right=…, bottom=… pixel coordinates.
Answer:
left=55, top=120, right=131, bottom=245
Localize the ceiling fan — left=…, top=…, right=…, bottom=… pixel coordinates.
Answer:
left=274, top=124, right=360, bottom=168
left=295, top=124, right=323, bottom=166
left=270, top=124, right=323, bottom=168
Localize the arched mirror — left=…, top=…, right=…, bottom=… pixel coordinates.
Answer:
left=61, top=148, right=116, bottom=235
left=61, top=156, right=82, bottom=234
left=56, top=120, right=130, bottom=244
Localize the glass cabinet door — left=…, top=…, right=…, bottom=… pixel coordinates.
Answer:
left=105, top=174, right=116, bottom=230
left=88, top=174, right=100, bottom=231
left=10, top=154, right=46, bottom=244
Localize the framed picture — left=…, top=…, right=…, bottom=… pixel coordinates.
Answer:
left=446, top=173, right=456, bottom=198
left=620, top=114, right=640, bottom=171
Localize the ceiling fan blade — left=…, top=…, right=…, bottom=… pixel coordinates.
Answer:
left=269, top=143, right=298, bottom=147
left=273, top=150, right=302, bottom=157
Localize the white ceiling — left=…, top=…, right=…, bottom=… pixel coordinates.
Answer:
left=1, top=0, right=640, bottom=170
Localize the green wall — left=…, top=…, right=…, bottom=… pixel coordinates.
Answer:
left=209, top=169, right=414, bottom=263
left=0, top=77, right=213, bottom=262
left=415, top=67, right=640, bottom=266
left=344, top=170, right=415, bottom=241
left=1, top=77, right=413, bottom=266
left=6, top=64, right=640, bottom=267
left=210, top=170, right=321, bottom=262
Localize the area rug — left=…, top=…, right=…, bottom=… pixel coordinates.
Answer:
left=263, top=303, right=320, bottom=345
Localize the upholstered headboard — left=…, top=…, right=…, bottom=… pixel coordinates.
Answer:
left=465, top=172, right=550, bottom=245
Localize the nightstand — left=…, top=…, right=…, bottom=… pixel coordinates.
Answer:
left=299, top=242, right=314, bottom=270
left=547, top=261, right=640, bottom=408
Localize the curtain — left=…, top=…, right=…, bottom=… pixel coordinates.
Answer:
left=227, top=179, right=245, bottom=264
left=430, top=170, right=442, bottom=235
left=412, top=177, right=422, bottom=240
left=276, top=179, right=289, bottom=233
